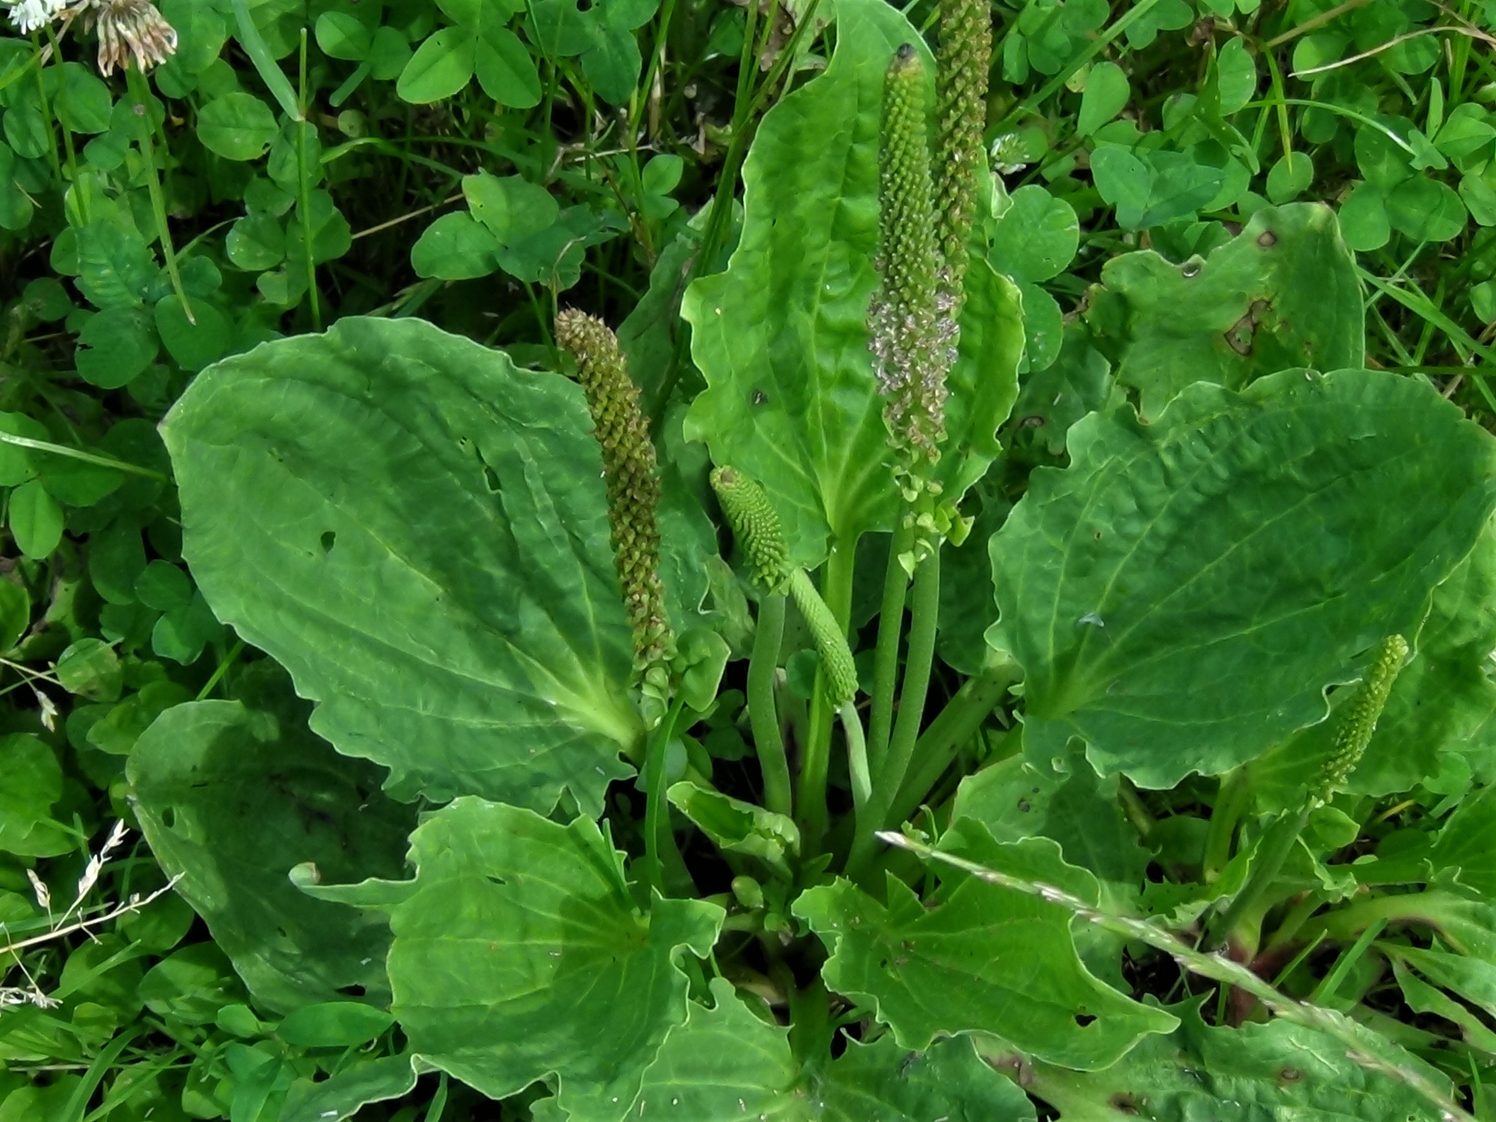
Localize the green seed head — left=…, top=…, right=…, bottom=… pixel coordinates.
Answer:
left=934, top=0, right=992, bottom=303
left=788, top=570, right=859, bottom=707
left=710, top=466, right=789, bottom=589
left=867, top=44, right=950, bottom=464
left=1313, top=634, right=1409, bottom=804
left=556, top=309, right=671, bottom=674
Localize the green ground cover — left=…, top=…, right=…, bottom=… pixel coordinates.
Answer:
left=7, top=0, right=1496, bottom=1118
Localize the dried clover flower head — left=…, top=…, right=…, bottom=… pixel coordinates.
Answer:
left=5, top=0, right=178, bottom=75
left=80, top=0, right=178, bottom=75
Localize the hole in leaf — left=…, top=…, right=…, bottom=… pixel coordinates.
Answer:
left=482, top=464, right=501, bottom=492
left=1257, top=229, right=1278, bottom=248
left=162, top=808, right=176, bottom=829
left=320, top=531, right=336, bottom=553
left=1074, top=1012, right=1097, bottom=1027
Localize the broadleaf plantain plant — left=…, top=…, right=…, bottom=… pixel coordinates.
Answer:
left=130, top=1, right=1496, bottom=1119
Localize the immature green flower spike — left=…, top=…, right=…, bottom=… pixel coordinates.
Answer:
left=710, top=467, right=789, bottom=588
left=934, top=0, right=992, bottom=303
left=867, top=44, right=951, bottom=463
left=788, top=570, right=859, bottom=707
left=709, top=466, right=856, bottom=705
left=1313, top=634, right=1409, bottom=804
left=555, top=309, right=671, bottom=672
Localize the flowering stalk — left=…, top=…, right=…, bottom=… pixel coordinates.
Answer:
left=867, top=45, right=951, bottom=467
left=711, top=466, right=865, bottom=832
left=709, top=466, right=789, bottom=590
left=709, top=467, right=856, bottom=706
left=1205, top=634, right=1409, bottom=950
left=933, top=0, right=991, bottom=311
left=1311, top=633, right=1408, bottom=804
left=555, top=310, right=672, bottom=679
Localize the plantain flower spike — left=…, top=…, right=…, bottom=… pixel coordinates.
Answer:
left=933, top=0, right=992, bottom=309
left=1312, top=634, right=1409, bottom=805
left=556, top=309, right=671, bottom=675
left=867, top=44, right=951, bottom=466
left=711, top=467, right=856, bottom=705
left=710, top=467, right=789, bottom=589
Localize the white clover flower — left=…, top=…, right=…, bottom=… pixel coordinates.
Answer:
left=77, top=0, right=178, bottom=75
left=6, top=0, right=67, bottom=34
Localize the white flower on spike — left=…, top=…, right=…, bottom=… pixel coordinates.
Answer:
left=72, top=820, right=129, bottom=907
left=25, top=868, right=50, bottom=914
left=32, top=687, right=58, bottom=732
left=0, top=987, right=61, bottom=1008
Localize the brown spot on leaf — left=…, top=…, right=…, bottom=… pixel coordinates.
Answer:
left=1224, top=298, right=1271, bottom=355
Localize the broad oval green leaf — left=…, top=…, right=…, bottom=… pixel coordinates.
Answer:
left=1015, top=998, right=1446, bottom=1121
left=1386, top=175, right=1467, bottom=242
left=396, top=27, right=476, bottom=104
left=161, top=315, right=642, bottom=812
left=280, top=1055, right=421, bottom=1122
left=990, top=185, right=1079, bottom=284
left=276, top=1001, right=395, bottom=1047
left=410, top=211, right=498, bottom=279
left=952, top=746, right=1148, bottom=892
left=1084, top=203, right=1363, bottom=422
left=666, top=780, right=798, bottom=878
left=128, top=697, right=414, bottom=1013
left=794, top=833, right=1176, bottom=1070
left=683, top=0, right=1021, bottom=568
left=75, top=306, right=157, bottom=389
left=474, top=23, right=541, bottom=108
left=990, top=369, right=1496, bottom=789
left=1078, top=61, right=1130, bottom=137
left=1432, top=784, right=1496, bottom=898
left=314, top=798, right=723, bottom=1109
left=0, top=733, right=68, bottom=857
left=546, top=977, right=1037, bottom=1122
left=196, top=92, right=279, bottom=162
left=10, top=479, right=63, bottom=559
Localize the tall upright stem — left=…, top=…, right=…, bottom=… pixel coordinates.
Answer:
left=888, top=661, right=1013, bottom=826
left=866, top=516, right=915, bottom=778
left=848, top=544, right=941, bottom=876
left=747, top=593, right=792, bottom=818
left=644, top=698, right=689, bottom=897
left=797, top=541, right=856, bottom=852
